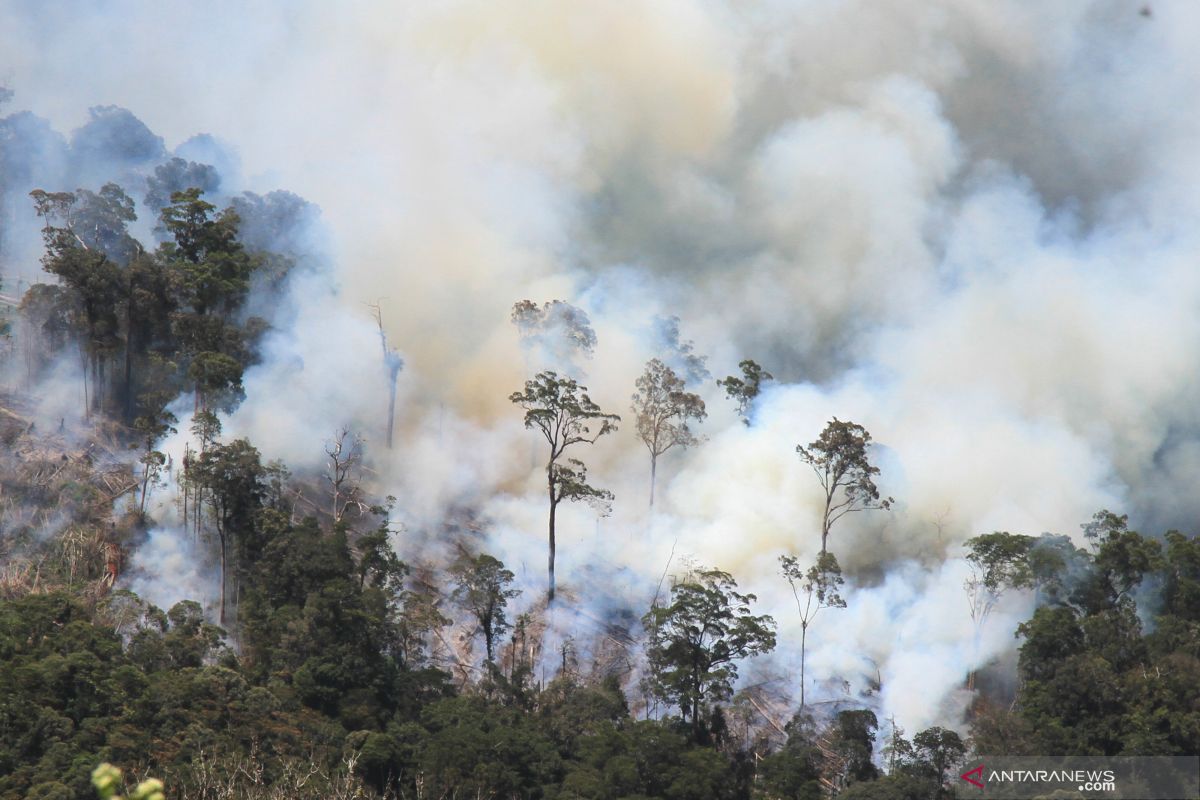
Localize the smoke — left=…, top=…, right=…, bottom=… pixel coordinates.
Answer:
left=4, top=0, right=1200, bottom=736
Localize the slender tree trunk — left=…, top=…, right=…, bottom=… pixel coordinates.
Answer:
left=124, top=288, right=134, bottom=424
left=139, top=462, right=150, bottom=514
left=79, top=342, right=90, bottom=420
left=800, top=621, right=808, bottom=709
left=219, top=530, right=227, bottom=625
left=98, top=354, right=106, bottom=416
left=967, top=623, right=982, bottom=691
left=182, top=444, right=189, bottom=533
left=650, top=454, right=657, bottom=507
left=547, top=472, right=557, bottom=603
left=386, top=375, right=397, bottom=449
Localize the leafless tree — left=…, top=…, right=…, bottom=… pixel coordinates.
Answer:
left=368, top=301, right=404, bottom=449
left=325, top=428, right=365, bottom=523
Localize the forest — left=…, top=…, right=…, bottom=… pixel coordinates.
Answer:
left=0, top=97, right=1197, bottom=800
left=3, top=3, right=1200, bottom=799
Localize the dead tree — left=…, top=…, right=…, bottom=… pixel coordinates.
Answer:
left=368, top=302, right=404, bottom=449
left=325, top=428, right=364, bottom=523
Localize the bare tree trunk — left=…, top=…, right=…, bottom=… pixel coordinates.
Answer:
left=139, top=463, right=150, bottom=514
left=967, top=625, right=981, bottom=691
left=97, top=354, right=105, bottom=416
left=800, top=621, right=808, bottom=709
left=386, top=375, right=397, bottom=449
left=650, top=455, right=658, bottom=507
left=547, top=473, right=557, bottom=603
left=124, top=287, right=134, bottom=424
left=219, top=531, right=227, bottom=625
left=79, top=341, right=90, bottom=420
left=182, top=444, right=189, bottom=533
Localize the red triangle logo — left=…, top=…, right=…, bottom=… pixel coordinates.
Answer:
left=961, top=764, right=985, bottom=789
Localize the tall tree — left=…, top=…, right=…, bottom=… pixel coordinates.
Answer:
left=510, top=371, right=619, bottom=601
left=157, top=188, right=258, bottom=412
left=194, top=437, right=265, bottom=624
left=963, top=531, right=1036, bottom=689
left=1077, top=510, right=1164, bottom=612
left=797, top=418, right=893, bottom=555
left=451, top=553, right=520, bottom=664
left=29, top=185, right=135, bottom=416
left=717, top=359, right=773, bottom=426
left=132, top=400, right=177, bottom=516
left=643, top=567, right=776, bottom=741
left=631, top=358, right=706, bottom=506
left=780, top=551, right=846, bottom=709
left=368, top=303, right=404, bottom=449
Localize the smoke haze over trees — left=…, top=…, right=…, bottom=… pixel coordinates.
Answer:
left=1, top=1, right=1200, bottom=797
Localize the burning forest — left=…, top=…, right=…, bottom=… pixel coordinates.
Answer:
left=1, top=2, right=1199, bottom=799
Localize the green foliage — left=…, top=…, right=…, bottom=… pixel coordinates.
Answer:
left=643, top=568, right=776, bottom=741
left=450, top=553, right=519, bottom=664
left=23, top=182, right=264, bottom=423
left=830, top=710, right=880, bottom=786
left=757, top=713, right=823, bottom=800
left=510, top=370, right=620, bottom=600
left=92, top=763, right=164, bottom=800
left=779, top=552, right=846, bottom=708
left=511, top=299, right=597, bottom=365
left=632, top=357, right=706, bottom=506
left=971, top=520, right=1200, bottom=758
left=717, top=359, right=773, bottom=426
left=510, top=371, right=621, bottom=458
left=796, top=418, right=893, bottom=554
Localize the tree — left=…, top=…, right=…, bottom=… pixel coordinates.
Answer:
left=651, top=315, right=709, bottom=385
left=780, top=551, right=846, bottom=709
left=826, top=709, right=880, bottom=789
left=29, top=185, right=133, bottom=416
left=643, top=567, right=776, bottom=741
left=510, top=371, right=619, bottom=601
left=1078, top=510, right=1164, bottom=612
left=631, top=358, right=706, bottom=506
left=187, top=350, right=245, bottom=412
left=910, top=727, right=965, bottom=791
left=797, top=418, right=893, bottom=555
left=325, top=428, right=364, bottom=523
left=143, top=157, right=220, bottom=214
left=368, top=303, right=404, bottom=449
left=193, top=438, right=265, bottom=624
left=511, top=299, right=597, bottom=373
left=157, top=188, right=258, bottom=412
left=717, top=359, right=773, bottom=426
left=132, top=403, right=177, bottom=515
left=451, top=553, right=520, bottom=665
left=963, top=532, right=1036, bottom=689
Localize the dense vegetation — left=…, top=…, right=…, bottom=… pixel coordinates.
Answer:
left=1, top=101, right=1198, bottom=800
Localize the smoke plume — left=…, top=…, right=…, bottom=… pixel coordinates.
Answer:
left=3, top=0, right=1198, bottom=734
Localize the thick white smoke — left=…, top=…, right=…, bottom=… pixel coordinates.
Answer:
left=4, top=0, right=1199, bottom=735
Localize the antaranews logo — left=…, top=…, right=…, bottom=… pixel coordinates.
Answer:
left=960, top=764, right=984, bottom=789
left=953, top=756, right=1198, bottom=799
